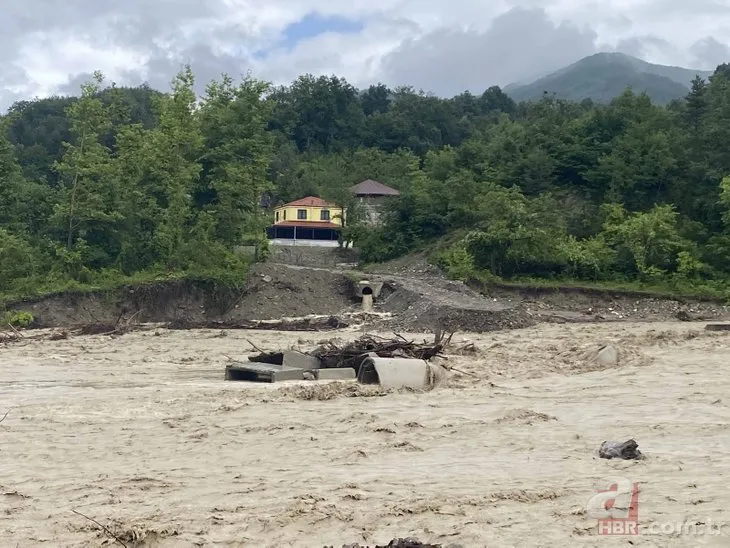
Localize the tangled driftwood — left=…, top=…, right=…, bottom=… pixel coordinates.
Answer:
left=334, top=538, right=443, bottom=548
left=282, top=332, right=449, bottom=371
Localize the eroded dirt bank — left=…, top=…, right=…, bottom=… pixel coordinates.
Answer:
left=9, top=264, right=357, bottom=329
left=2, top=324, right=730, bottom=546
left=8, top=262, right=730, bottom=333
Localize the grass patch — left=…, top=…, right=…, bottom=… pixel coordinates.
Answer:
left=0, top=263, right=251, bottom=308
left=361, top=239, right=730, bottom=303
left=480, top=276, right=730, bottom=302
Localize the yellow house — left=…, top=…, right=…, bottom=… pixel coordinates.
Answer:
left=273, top=196, right=345, bottom=226
left=268, top=196, right=346, bottom=245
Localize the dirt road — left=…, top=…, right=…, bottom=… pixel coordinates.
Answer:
left=2, top=323, right=730, bottom=546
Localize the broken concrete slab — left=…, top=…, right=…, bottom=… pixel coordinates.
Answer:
left=282, top=351, right=321, bottom=370
left=225, top=362, right=306, bottom=383
left=314, top=368, right=356, bottom=380
left=596, top=345, right=618, bottom=366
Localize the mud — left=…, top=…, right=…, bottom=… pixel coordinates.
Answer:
left=7, top=260, right=730, bottom=335
left=2, top=324, right=730, bottom=546
left=10, top=263, right=357, bottom=329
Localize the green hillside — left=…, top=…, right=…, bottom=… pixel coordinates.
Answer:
left=507, top=52, right=713, bottom=104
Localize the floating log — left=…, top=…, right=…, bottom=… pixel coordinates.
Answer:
left=705, top=323, right=730, bottom=331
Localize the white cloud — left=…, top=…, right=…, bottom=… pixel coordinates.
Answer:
left=1, top=0, right=729, bottom=109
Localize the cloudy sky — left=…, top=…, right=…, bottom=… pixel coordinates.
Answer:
left=1, top=0, right=729, bottom=109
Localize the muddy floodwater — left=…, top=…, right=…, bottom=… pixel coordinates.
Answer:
left=1, top=323, right=730, bottom=547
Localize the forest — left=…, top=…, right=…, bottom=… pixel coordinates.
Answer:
left=2, top=62, right=730, bottom=303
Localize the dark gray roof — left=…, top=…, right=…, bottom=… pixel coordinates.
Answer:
left=350, top=179, right=400, bottom=196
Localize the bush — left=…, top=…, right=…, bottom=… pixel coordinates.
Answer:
left=2, top=310, right=34, bottom=328
left=434, top=240, right=476, bottom=281
left=0, top=229, right=39, bottom=291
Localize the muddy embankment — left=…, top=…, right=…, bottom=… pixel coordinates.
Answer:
left=8, top=261, right=730, bottom=332
left=9, top=264, right=357, bottom=330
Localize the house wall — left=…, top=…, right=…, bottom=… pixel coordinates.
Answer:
left=269, top=239, right=340, bottom=248
left=273, top=204, right=345, bottom=225
left=356, top=196, right=388, bottom=226
left=268, top=245, right=359, bottom=267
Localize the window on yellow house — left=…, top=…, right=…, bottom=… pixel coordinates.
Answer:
left=320, top=209, right=330, bottom=220
left=297, top=209, right=307, bottom=219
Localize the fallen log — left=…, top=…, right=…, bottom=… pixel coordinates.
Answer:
left=167, top=315, right=349, bottom=331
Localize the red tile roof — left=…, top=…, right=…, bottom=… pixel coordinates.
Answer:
left=350, top=179, right=400, bottom=196
left=281, top=196, right=337, bottom=207
left=273, top=221, right=341, bottom=229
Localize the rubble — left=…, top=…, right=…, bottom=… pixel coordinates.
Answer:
left=598, top=439, right=643, bottom=460
left=169, top=315, right=349, bottom=331
left=705, top=323, right=730, bottom=331
left=227, top=333, right=451, bottom=387
left=333, top=538, right=446, bottom=548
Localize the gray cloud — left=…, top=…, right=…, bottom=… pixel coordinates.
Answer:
left=379, top=8, right=598, bottom=94
left=614, top=35, right=676, bottom=58
left=56, top=44, right=253, bottom=98
left=690, top=37, right=730, bottom=69
left=0, top=1, right=233, bottom=108
left=2, top=1, right=730, bottom=110
left=135, top=43, right=252, bottom=93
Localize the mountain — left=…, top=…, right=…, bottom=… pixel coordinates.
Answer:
left=506, top=52, right=713, bottom=104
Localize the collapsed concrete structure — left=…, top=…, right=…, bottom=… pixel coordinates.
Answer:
left=224, top=334, right=448, bottom=389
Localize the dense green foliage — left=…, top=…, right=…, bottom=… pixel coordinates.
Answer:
left=507, top=52, right=713, bottom=105
left=0, top=68, right=270, bottom=299
left=2, top=61, right=730, bottom=301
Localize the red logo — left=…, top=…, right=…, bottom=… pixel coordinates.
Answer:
left=587, top=477, right=639, bottom=535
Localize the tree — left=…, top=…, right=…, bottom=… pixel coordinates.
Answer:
left=269, top=74, right=364, bottom=152
left=719, top=176, right=730, bottom=226
left=0, top=129, right=54, bottom=234
left=146, top=66, right=203, bottom=266
left=601, top=203, right=687, bottom=278
left=361, top=84, right=391, bottom=116
left=51, top=71, right=119, bottom=260
left=199, top=74, right=274, bottom=252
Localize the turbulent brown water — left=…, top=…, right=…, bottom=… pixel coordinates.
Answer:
left=1, top=323, right=729, bottom=546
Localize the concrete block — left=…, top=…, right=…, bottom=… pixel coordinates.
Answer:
left=597, top=345, right=618, bottom=366
left=314, top=368, right=356, bottom=380
left=225, top=362, right=305, bottom=382
left=282, top=351, right=321, bottom=370
left=271, top=367, right=307, bottom=382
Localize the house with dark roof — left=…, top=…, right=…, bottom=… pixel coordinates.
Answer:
left=351, top=179, right=401, bottom=197
left=350, top=179, right=400, bottom=226
left=266, top=196, right=345, bottom=246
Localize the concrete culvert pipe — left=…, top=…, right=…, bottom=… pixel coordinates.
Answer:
left=356, top=281, right=381, bottom=313
left=357, top=357, right=448, bottom=390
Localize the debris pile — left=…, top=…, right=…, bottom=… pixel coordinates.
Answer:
left=226, top=332, right=452, bottom=389
left=170, top=314, right=350, bottom=331
left=308, top=333, right=449, bottom=370
left=333, top=538, right=445, bottom=548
